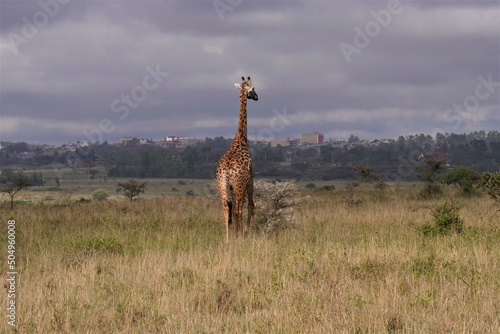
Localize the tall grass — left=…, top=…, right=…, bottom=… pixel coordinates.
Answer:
left=1, top=185, right=499, bottom=333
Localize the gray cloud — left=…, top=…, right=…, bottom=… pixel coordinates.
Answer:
left=0, top=0, right=498, bottom=144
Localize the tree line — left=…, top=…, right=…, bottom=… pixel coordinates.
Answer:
left=0, top=131, right=499, bottom=181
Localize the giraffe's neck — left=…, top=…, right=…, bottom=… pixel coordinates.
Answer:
left=231, top=90, right=248, bottom=149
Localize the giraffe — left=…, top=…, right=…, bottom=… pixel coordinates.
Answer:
left=216, top=76, right=258, bottom=242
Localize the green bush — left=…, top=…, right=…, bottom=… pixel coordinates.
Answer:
left=305, top=183, right=316, bottom=190
left=92, top=189, right=109, bottom=201
left=477, top=172, right=500, bottom=206
left=318, top=185, right=335, bottom=191
left=442, top=166, right=480, bottom=196
left=420, top=201, right=464, bottom=236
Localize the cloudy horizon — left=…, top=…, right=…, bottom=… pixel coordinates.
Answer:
left=0, top=0, right=499, bottom=145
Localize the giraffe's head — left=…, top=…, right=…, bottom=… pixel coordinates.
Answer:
left=235, top=76, right=258, bottom=101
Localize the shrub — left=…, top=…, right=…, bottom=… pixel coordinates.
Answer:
left=477, top=172, right=500, bottom=207
left=442, top=166, right=480, bottom=196
left=92, top=189, right=109, bottom=201
left=253, top=180, right=304, bottom=234
left=420, top=201, right=464, bottom=236
left=417, top=158, right=446, bottom=199
left=305, top=183, right=316, bottom=190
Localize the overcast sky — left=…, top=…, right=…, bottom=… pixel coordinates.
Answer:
left=0, top=0, right=499, bottom=145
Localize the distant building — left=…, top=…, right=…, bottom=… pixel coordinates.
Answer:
left=300, top=132, right=324, bottom=145
left=164, top=136, right=185, bottom=142
left=428, top=152, right=450, bottom=163
left=116, top=137, right=135, bottom=146
left=179, top=137, right=202, bottom=149
left=271, top=137, right=299, bottom=148
left=418, top=152, right=451, bottom=167
left=331, top=140, right=347, bottom=149
left=159, top=136, right=202, bottom=149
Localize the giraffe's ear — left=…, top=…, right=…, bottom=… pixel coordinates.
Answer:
left=234, top=83, right=242, bottom=90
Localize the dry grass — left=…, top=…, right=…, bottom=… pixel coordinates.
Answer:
left=1, top=184, right=499, bottom=333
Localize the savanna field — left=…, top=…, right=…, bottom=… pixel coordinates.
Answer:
left=1, top=180, right=499, bottom=333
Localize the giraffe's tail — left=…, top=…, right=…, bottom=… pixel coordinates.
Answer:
left=227, top=185, right=234, bottom=225
left=227, top=200, right=233, bottom=225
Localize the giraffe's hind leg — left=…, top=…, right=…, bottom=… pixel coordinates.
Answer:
left=233, top=196, right=244, bottom=238
left=216, top=172, right=232, bottom=242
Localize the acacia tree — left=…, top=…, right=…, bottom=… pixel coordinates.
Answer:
left=1, top=175, right=31, bottom=209
left=418, top=158, right=446, bottom=183
left=117, top=179, right=147, bottom=201
left=353, top=166, right=381, bottom=184
left=417, top=158, right=446, bottom=199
